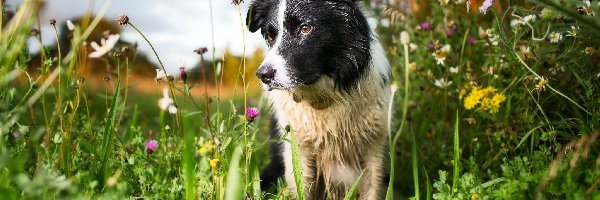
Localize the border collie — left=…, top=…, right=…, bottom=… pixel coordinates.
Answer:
left=247, top=0, right=391, bottom=199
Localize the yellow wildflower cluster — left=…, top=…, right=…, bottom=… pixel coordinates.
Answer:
left=199, top=142, right=215, bottom=154
left=210, top=159, right=220, bottom=169
left=463, top=86, right=506, bottom=113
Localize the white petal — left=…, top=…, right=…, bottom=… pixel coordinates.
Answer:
left=90, top=42, right=101, bottom=51
left=88, top=51, right=102, bottom=58
left=67, top=20, right=75, bottom=31
left=168, top=105, right=178, bottom=114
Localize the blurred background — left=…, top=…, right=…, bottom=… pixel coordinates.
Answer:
left=5, top=0, right=267, bottom=94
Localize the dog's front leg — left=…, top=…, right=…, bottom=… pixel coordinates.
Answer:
left=358, top=143, right=386, bottom=200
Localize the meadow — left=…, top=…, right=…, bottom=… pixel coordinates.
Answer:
left=1, top=0, right=599, bottom=199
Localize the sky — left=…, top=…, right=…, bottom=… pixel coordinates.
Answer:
left=5, top=0, right=266, bottom=75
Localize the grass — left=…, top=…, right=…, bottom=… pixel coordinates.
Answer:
left=1, top=0, right=600, bottom=199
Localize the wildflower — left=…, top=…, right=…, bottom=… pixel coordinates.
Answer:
left=420, top=22, right=431, bottom=31
left=449, top=66, right=459, bottom=74
left=50, top=18, right=56, bottom=26
left=548, top=32, right=562, bottom=43
left=446, top=30, right=453, bottom=37
left=210, top=159, right=220, bottom=169
left=488, top=93, right=506, bottom=113
left=584, top=47, right=596, bottom=55
left=441, top=44, right=451, bottom=53
left=439, top=0, right=449, bottom=6
left=89, top=34, right=120, bottom=58
left=145, top=140, right=158, bottom=154
left=246, top=107, right=260, bottom=122
left=426, top=70, right=433, bottom=81
left=433, top=50, right=447, bottom=65
left=168, top=105, right=178, bottom=115
left=469, top=37, right=476, bottom=45
left=510, top=19, right=523, bottom=28
left=155, top=69, right=169, bottom=82
left=447, top=21, right=457, bottom=30
left=519, top=45, right=534, bottom=60
left=408, top=62, right=418, bottom=71
left=578, top=0, right=595, bottom=16
left=549, top=64, right=565, bottom=75
left=409, top=43, right=417, bottom=52
left=434, top=78, right=453, bottom=89
left=522, top=15, right=536, bottom=23
left=479, top=0, right=494, bottom=14
left=400, top=31, right=410, bottom=45
left=478, top=27, right=487, bottom=39
left=427, top=43, right=435, bottom=51
left=115, top=15, right=129, bottom=26
left=566, top=26, right=579, bottom=37
left=471, top=193, right=479, bottom=200
left=463, top=86, right=504, bottom=113
left=535, top=76, right=548, bottom=91
left=158, top=88, right=174, bottom=110
left=67, top=20, right=75, bottom=31
left=179, top=67, right=188, bottom=83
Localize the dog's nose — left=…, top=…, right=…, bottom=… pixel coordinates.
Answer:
left=256, top=65, right=276, bottom=84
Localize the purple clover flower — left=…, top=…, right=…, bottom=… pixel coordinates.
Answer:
left=427, top=43, right=435, bottom=51
left=145, top=140, right=158, bottom=154
left=246, top=107, right=260, bottom=123
left=446, top=30, right=453, bottom=37
left=420, top=22, right=431, bottom=31
left=469, top=37, right=476, bottom=45
left=179, top=67, right=188, bottom=83
left=479, top=0, right=494, bottom=14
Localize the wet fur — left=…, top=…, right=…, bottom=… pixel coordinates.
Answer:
left=248, top=0, right=391, bottom=199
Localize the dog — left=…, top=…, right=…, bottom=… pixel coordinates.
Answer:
left=246, top=0, right=391, bottom=199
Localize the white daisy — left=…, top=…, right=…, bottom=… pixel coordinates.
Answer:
left=89, top=34, right=120, bottom=58
left=566, top=26, right=579, bottom=37
left=434, top=78, right=453, bottom=89
left=449, top=66, right=459, bottom=74
left=548, top=32, right=562, bottom=43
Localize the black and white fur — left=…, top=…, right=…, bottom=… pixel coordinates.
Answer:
left=247, top=0, right=391, bottom=199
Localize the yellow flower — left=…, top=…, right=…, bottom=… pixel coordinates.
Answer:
left=463, top=86, right=505, bottom=113
left=535, top=77, right=548, bottom=91
left=199, top=143, right=215, bottom=154
left=409, top=62, right=418, bottom=71
left=471, top=193, right=479, bottom=200
left=199, top=146, right=207, bottom=154
left=210, top=159, right=220, bottom=169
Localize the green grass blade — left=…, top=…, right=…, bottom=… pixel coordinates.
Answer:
left=452, top=110, right=460, bottom=190
left=99, top=80, right=120, bottom=182
left=182, top=110, right=197, bottom=200
left=289, top=126, right=305, bottom=200
left=343, top=170, right=365, bottom=200
left=225, top=146, right=243, bottom=200
left=411, top=127, right=420, bottom=200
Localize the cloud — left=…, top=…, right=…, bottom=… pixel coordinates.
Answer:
left=7, top=0, right=265, bottom=74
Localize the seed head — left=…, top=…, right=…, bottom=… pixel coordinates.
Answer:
left=194, top=47, right=208, bottom=55
left=232, top=0, right=244, bottom=5
left=50, top=18, right=56, bottom=26
left=103, top=74, right=111, bottom=81
left=117, top=15, right=129, bottom=26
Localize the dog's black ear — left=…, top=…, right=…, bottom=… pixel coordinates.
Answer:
left=247, top=0, right=271, bottom=33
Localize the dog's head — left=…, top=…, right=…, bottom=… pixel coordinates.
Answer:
left=247, top=0, right=372, bottom=92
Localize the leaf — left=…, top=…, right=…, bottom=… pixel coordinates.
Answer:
left=343, top=170, right=365, bottom=200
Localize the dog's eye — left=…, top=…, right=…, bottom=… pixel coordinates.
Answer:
left=265, top=33, right=274, bottom=46
left=300, top=24, right=312, bottom=35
